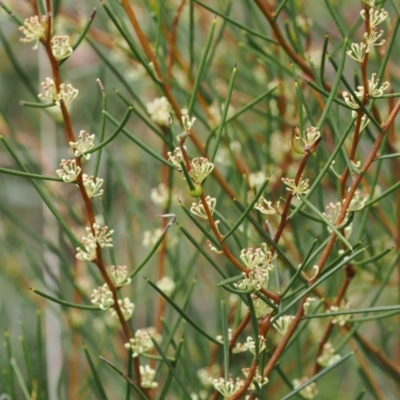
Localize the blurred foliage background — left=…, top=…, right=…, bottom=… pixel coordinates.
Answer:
left=1, top=0, right=400, bottom=399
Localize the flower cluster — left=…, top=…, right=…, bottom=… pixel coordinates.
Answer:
left=246, top=335, right=267, bottom=355
left=69, top=131, right=95, bottom=159
left=38, top=78, right=79, bottom=107
left=251, top=295, right=274, bottom=319
left=150, top=183, right=169, bottom=207
left=273, top=315, right=295, bottom=336
left=329, top=301, right=351, bottom=326
left=347, top=2, right=387, bottom=63
left=19, top=15, right=48, bottom=49
left=323, top=202, right=352, bottom=238
left=189, top=157, right=214, bottom=184
left=124, top=327, right=161, bottom=357
left=248, top=171, right=266, bottom=190
left=317, top=342, right=341, bottom=367
left=190, top=196, right=216, bottom=219
left=146, top=97, right=172, bottom=126
left=56, top=159, right=81, bottom=182
left=76, top=224, right=114, bottom=261
left=292, top=126, right=321, bottom=152
left=181, top=109, right=196, bottom=131
left=91, top=284, right=114, bottom=310
left=83, top=174, right=104, bottom=198
left=240, top=245, right=273, bottom=269
left=51, top=35, right=73, bottom=60
left=167, top=147, right=184, bottom=169
left=292, top=377, right=318, bottom=399
left=281, top=176, right=309, bottom=198
left=242, top=367, right=269, bottom=391
left=254, top=196, right=279, bottom=215
left=235, top=245, right=274, bottom=292
left=303, top=297, right=315, bottom=316
left=109, top=298, right=135, bottom=320
left=110, top=265, right=131, bottom=287
left=212, top=377, right=244, bottom=399
left=156, top=276, right=176, bottom=296
left=197, top=365, right=219, bottom=387
left=139, top=365, right=158, bottom=388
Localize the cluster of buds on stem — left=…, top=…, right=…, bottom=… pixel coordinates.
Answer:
left=69, top=131, right=95, bottom=159
left=19, top=15, right=48, bottom=49
left=124, top=327, right=161, bottom=357
left=38, top=78, right=79, bottom=107
left=56, top=159, right=81, bottom=182
left=291, top=126, right=321, bottom=153
left=146, top=97, right=172, bottom=126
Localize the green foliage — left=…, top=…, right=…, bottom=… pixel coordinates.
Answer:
left=1, top=0, right=400, bottom=399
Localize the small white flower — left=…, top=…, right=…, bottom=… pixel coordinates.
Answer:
left=91, top=284, right=114, bottom=310
left=124, top=327, right=161, bottom=357
left=38, top=77, right=58, bottom=103
left=156, top=276, right=176, bottom=296
left=242, top=367, right=269, bottom=390
left=254, top=196, right=278, bottom=215
left=240, top=244, right=272, bottom=270
left=348, top=189, right=367, bottom=212
left=207, top=240, right=223, bottom=254
left=343, top=91, right=360, bottom=110
left=197, top=365, right=219, bottom=387
left=86, top=224, right=114, bottom=248
left=248, top=171, right=266, bottom=190
left=139, top=365, right=158, bottom=388
left=246, top=336, right=267, bottom=355
left=361, top=7, right=388, bottom=28
left=347, top=42, right=367, bottom=63
left=329, top=301, right=351, bottom=326
left=51, top=35, right=73, bottom=60
left=110, top=297, right=135, bottom=320
left=76, top=236, right=97, bottom=261
left=231, top=341, right=249, bottom=354
left=69, top=131, right=95, bottom=159
left=356, top=73, right=390, bottom=98
left=110, top=265, right=131, bottom=287
left=167, top=147, right=184, bottom=170
left=57, top=83, right=79, bottom=107
left=364, top=28, right=385, bottom=50
left=181, top=113, right=196, bottom=131
left=273, top=315, right=295, bottom=336
left=190, top=196, right=216, bottom=219
left=150, top=183, right=169, bottom=207
left=235, top=267, right=270, bottom=292
left=251, top=295, right=274, bottom=319
left=216, top=328, right=233, bottom=343
left=294, top=126, right=321, bottom=150
left=19, top=15, right=47, bottom=49
left=212, top=377, right=244, bottom=399
left=281, top=177, right=309, bottom=198
left=83, top=174, right=104, bottom=198
left=303, top=297, right=315, bottom=316
left=146, top=97, right=172, bottom=126
left=56, top=159, right=81, bottom=182
left=143, top=228, right=163, bottom=247
left=317, top=342, right=341, bottom=367
left=189, top=157, right=214, bottom=184
left=292, top=377, right=318, bottom=399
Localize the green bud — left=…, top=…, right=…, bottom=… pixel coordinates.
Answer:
left=189, top=184, right=203, bottom=198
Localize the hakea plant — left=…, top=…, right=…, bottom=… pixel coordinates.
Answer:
left=2, top=0, right=400, bottom=399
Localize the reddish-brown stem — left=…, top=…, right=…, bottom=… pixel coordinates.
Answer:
left=261, top=100, right=400, bottom=379
left=167, top=0, right=186, bottom=80
left=40, top=3, right=147, bottom=391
